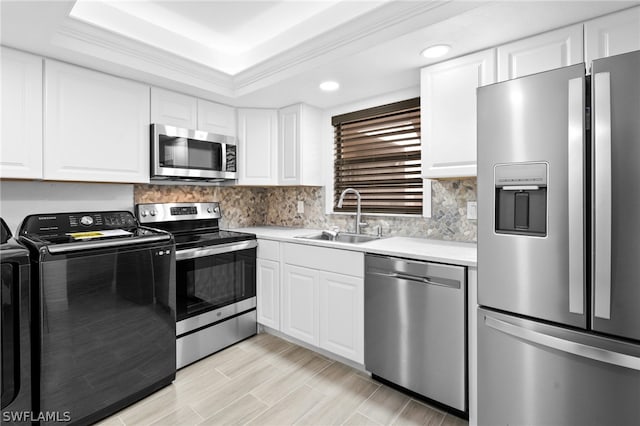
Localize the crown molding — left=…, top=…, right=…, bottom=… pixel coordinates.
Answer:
left=34, top=0, right=485, bottom=101
left=232, top=1, right=485, bottom=96
left=53, top=20, right=235, bottom=96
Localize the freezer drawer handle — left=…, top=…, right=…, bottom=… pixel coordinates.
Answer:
left=594, top=71, right=612, bottom=320
left=484, top=315, right=640, bottom=371
left=367, top=270, right=460, bottom=289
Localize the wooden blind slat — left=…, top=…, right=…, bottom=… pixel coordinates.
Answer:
left=333, top=100, right=422, bottom=215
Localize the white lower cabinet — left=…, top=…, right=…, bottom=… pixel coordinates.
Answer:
left=282, top=264, right=319, bottom=346
left=257, top=258, right=280, bottom=330
left=318, top=271, right=364, bottom=363
left=281, top=243, right=364, bottom=363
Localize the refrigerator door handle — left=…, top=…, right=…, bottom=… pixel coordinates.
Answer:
left=594, top=72, right=612, bottom=320
left=484, top=314, right=640, bottom=371
left=568, top=77, right=585, bottom=315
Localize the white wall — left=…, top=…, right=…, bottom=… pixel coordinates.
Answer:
left=0, top=181, right=134, bottom=234
left=321, top=86, right=421, bottom=214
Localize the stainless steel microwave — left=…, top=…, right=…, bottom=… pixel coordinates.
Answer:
left=151, top=124, right=237, bottom=182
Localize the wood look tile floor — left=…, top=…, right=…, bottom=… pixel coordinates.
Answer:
left=98, top=333, right=468, bottom=426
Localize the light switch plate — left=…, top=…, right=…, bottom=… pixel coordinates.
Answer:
left=297, top=201, right=305, bottom=214
left=467, top=201, right=477, bottom=220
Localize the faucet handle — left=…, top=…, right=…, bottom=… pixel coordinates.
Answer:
left=375, top=225, right=383, bottom=237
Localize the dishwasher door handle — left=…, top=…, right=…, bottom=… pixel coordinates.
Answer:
left=368, top=270, right=461, bottom=289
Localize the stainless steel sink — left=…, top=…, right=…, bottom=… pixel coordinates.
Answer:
left=296, top=232, right=381, bottom=244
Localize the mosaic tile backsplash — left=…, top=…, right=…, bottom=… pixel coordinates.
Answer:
left=134, top=179, right=477, bottom=242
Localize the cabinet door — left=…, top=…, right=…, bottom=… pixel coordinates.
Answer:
left=281, top=264, right=318, bottom=345
left=45, top=61, right=150, bottom=183
left=421, top=49, right=495, bottom=178
left=257, top=258, right=280, bottom=330
left=197, top=99, right=236, bottom=137
left=278, top=104, right=300, bottom=185
left=497, top=24, right=583, bottom=81
left=150, top=87, right=197, bottom=129
left=318, top=271, right=364, bottom=363
left=1, top=48, right=43, bottom=179
left=237, top=108, right=278, bottom=185
left=585, top=7, right=640, bottom=64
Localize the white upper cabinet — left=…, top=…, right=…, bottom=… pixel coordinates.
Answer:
left=45, top=60, right=150, bottom=183
left=237, top=104, right=322, bottom=186
left=421, top=49, right=496, bottom=178
left=497, top=24, right=584, bottom=81
left=197, top=99, right=236, bottom=137
left=150, top=87, right=197, bottom=129
left=1, top=48, right=43, bottom=179
left=237, top=108, right=278, bottom=185
left=278, top=104, right=323, bottom=186
left=151, top=88, right=236, bottom=136
left=585, top=6, right=640, bottom=65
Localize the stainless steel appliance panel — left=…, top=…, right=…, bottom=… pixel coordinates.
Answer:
left=151, top=124, right=237, bottom=182
left=477, top=64, right=587, bottom=328
left=177, top=310, right=256, bottom=369
left=478, top=308, right=640, bottom=426
left=591, top=50, right=640, bottom=341
left=365, top=254, right=466, bottom=411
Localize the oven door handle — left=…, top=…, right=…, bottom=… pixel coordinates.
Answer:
left=176, top=239, right=257, bottom=260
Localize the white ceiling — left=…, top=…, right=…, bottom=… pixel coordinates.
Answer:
left=1, top=0, right=638, bottom=109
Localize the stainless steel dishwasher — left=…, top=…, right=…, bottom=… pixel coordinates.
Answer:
left=365, top=254, right=467, bottom=413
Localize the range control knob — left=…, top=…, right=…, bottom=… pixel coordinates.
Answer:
left=207, top=207, right=213, bottom=213
left=150, top=210, right=157, bottom=217
left=214, top=207, right=220, bottom=213
left=140, top=210, right=148, bottom=217
left=80, top=216, right=94, bottom=226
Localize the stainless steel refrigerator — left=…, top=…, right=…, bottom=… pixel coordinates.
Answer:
left=477, top=50, right=640, bottom=425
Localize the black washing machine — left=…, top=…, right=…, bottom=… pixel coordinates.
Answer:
left=0, top=218, right=32, bottom=424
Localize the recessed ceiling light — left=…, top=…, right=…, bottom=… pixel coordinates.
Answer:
left=319, top=81, right=340, bottom=92
left=420, top=44, right=451, bottom=59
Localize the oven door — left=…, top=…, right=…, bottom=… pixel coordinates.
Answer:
left=175, top=240, right=257, bottom=335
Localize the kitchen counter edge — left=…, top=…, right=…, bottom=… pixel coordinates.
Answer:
left=230, top=226, right=477, bottom=267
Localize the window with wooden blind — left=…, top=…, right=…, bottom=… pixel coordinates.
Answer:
left=332, top=98, right=421, bottom=215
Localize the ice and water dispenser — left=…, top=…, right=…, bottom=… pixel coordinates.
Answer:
left=494, top=163, right=547, bottom=237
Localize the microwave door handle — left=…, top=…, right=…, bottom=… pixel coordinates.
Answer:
left=568, top=76, right=585, bottom=315
left=221, top=142, right=227, bottom=172
left=594, top=72, right=612, bottom=320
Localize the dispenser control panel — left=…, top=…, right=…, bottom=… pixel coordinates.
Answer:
left=494, top=162, right=548, bottom=237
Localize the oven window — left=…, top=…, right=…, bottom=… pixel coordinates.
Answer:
left=176, top=248, right=256, bottom=320
left=159, top=135, right=223, bottom=171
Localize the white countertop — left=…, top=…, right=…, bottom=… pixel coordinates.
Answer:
left=231, top=226, right=477, bottom=267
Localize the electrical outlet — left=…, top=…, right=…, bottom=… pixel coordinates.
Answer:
left=297, top=201, right=305, bottom=214
left=467, top=201, right=477, bottom=220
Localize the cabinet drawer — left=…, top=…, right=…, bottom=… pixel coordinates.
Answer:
left=283, top=243, right=364, bottom=278
left=257, top=239, right=280, bottom=261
